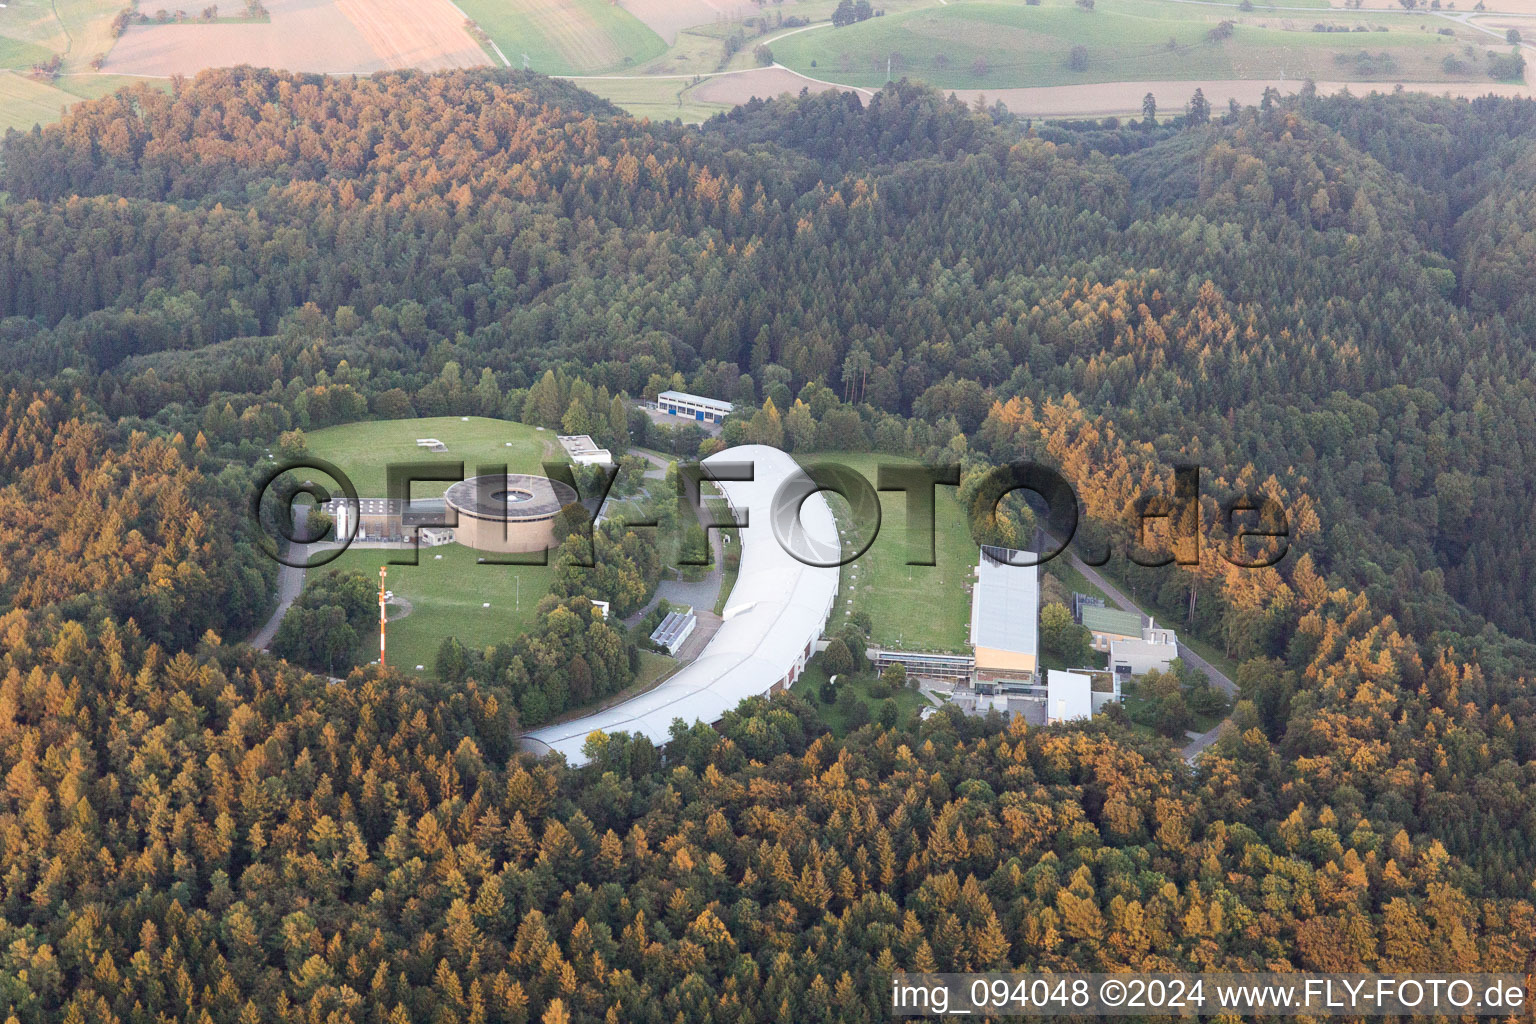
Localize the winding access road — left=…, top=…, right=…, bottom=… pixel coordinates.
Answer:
left=1049, top=537, right=1237, bottom=763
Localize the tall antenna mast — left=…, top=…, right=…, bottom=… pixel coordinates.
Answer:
left=378, top=566, right=387, bottom=668
left=522, top=52, right=530, bottom=70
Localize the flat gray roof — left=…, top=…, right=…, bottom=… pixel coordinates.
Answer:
left=443, top=474, right=579, bottom=520
left=323, top=497, right=446, bottom=525
left=970, top=547, right=1039, bottom=656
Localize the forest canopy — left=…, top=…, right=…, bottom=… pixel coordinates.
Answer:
left=0, top=67, right=1535, bottom=1024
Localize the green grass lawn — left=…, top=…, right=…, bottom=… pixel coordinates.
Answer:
left=1043, top=556, right=1107, bottom=605
left=576, top=76, right=729, bottom=125
left=455, top=0, right=666, bottom=76
left=301, top=416, right=559, bottom=498
left=0, top=0, right=127, bottom=71
left=774, top=0, right=1483, bottom=90
left=286, top=417, right=572, bottom=676
left=316, top=542, right=555, bottom=677
left=0, top=72, right=73, bottom=131
left=0, top=35, right=54, bottom=68
left=791, top=654, right=931, bottom=736
left=634, top=650, right=678, bottom=688
left=805, top=452, right=977, bottom=654
left=704, top=495, right=740, bottom=615
left=0, top=72, right=163, bottom=134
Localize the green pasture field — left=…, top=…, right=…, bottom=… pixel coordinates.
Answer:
left=0, top=35, right=53, bottom=68
left=285, top=417, right=581, bottom=677
left=300, top=416, right=560, bottom=498
left=575, top=76, right=728, bottom=124
left=0, top=71, right=144, bottom=133
left=773, top=0, right=1487, bottom=90
left=0, top=71, right=74, bottom=130
left=806, top=451, right=978, bottom=654
left=317, top=542, right=555, bottom=678
left=455, top=0, right=666, bottom=76
left=0, top=0, right=125, bottom=71
left=0, top=0, right=138, bottom=132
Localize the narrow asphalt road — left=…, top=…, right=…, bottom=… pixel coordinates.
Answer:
left=622, top=447, right=728, bottom=627
left=632, top=449, right=669, bottom=480
left=249, top=508, right=312, bottom=651
left=250, top=555, right=307, bottom=650
left=1047, top=533, right=1237, bottom=763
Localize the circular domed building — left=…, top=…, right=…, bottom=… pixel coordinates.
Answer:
left=443, top=473, right=581, bottom=554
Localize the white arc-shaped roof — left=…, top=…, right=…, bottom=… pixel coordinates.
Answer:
left=521, top=445, right=839, bottom=764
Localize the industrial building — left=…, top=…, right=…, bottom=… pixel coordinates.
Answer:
left=952, top=686, right=1047, bottom=724
left=868, top=647, right=975, bottom=682
left=1080, top=605, right=1146, bottom=653
left=322, top=469, right=579, bottom=554
left=970, top=545, right=1040, bottom=686
left=951, top=668, right=1112, bottom=725
left=657, top=390, right=734, bottom=424
left=521, top=445, right=839, bottom=765
left=1109, top=625, right=1179, bottom=679
left=558, top=434, right=613, bottom=466
left=650, top=609, right=698, bottom=655
left=1047, top=671, right=1093, bottom=724
left=443, top=473, right=581, bottom=554
left=323, top=497, right=449, bottom=543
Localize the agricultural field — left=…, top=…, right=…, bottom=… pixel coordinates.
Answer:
left=0, top=71, right=85, bottom=130
left=3, top=0, right=1531, bottom=141
left=0, top=70, right=149, bottom=132
left=0, top=35, right=53, bottom=70
left=691, top=64, right=865, bottom=107
left=576, top=75, right=725, bottom=123
left=300, top=416, right=560, bottom=498
left=319, top=542, right=555, bottom=676
left=773, top=0, right=1497, bottom=91
left=0, top=0, right=126, bottom=83
left=454, top=0, right=666, bottom=75
left=618, top=0, right=757, bottom=45
left=807, top=451, right=978, bottom=654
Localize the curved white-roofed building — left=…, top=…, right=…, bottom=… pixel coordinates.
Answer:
left=520, top=445, right=840, bottom=765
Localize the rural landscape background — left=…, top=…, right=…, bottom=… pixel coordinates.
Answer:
left=8, top=0, right=1536, bottom=1013
left=2, top=0, right=1536, bottom=132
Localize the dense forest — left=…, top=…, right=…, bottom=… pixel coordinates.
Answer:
left=2, top=67, right=1536, bottom=1022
